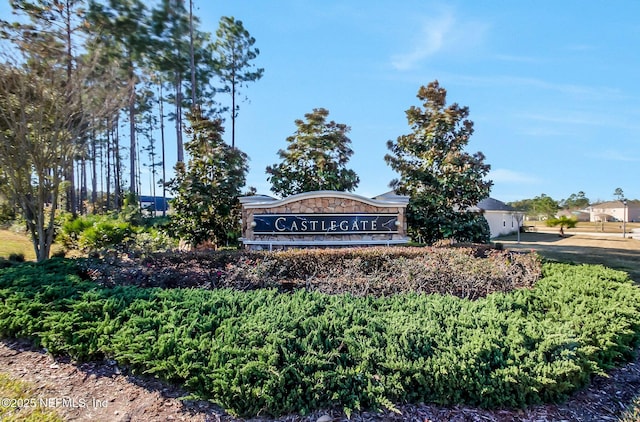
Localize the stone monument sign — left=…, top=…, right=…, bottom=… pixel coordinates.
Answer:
left=239, top=191, right=409, bottom=250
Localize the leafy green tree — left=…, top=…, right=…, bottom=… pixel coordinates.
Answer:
left=509, top=194, right=560, bottom=220
left=507, top=198, right=534, bottom=214
left=385, top=81, right=492, bottom=244
left=2, top=0, right=89, bottom=215
left=166, top=107, right=248, bottom=248
left=266, top=108, right=360, bottom=197
left=530, top=194, right=559, bottom=220
left=213, top=16, right=264, bottom=148
left=561, top=191, right=590, bottom=210
left=614, top=187, right=625, bottom=201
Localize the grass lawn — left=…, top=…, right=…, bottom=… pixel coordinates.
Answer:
left=0, top=230, right=36, bottom=261
left=523, top=220, right=640, bottom=234
left=496, top=231, right=640, bottom=282
left=0, top=230, right=69, bottom=261
left=0, top=373, right=63, bottom=421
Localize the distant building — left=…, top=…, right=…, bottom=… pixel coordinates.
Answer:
left=376, top=193, right=524, bottom=240
left=557, top=209, right=590, bottom=222
left=473, top=198, right=524, bottom=239
left=587, top=200, right=640, bottom=222
left=139, top=195, right=171, bottom=213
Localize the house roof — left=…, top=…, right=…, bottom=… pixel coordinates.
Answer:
left=239, top=190, right=409, bottom=209
left=589, top=200, right=640, bottom=209
left=476, top=197, right=515, bottom=212
left=373, top=191, right=410, bottom=201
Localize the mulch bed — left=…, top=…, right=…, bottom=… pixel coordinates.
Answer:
left=1, top=338, right=639, bottom=422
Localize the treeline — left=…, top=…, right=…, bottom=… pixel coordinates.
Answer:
left=0, top=0, right=262, bottom=216
left=508, top=188, right=632, bottom=220
left=0, top=1, right=494, bottom=260
left=0, top=0, right=262, bottom=260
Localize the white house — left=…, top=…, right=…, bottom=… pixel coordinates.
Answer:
left=587, top=200, right=640, bottom=223
left=377, top=193, right=523, bottom=240
left=474, top=198, right=524, bottom=239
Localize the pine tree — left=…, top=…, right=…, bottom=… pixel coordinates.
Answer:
left=88, top=0, right=151, bottom=196
left=213, top=16, right=264, bottom=148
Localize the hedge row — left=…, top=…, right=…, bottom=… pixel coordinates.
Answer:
left=79, top=247, right=542, bottom=299
left=0, top=260, right=639, bottom=417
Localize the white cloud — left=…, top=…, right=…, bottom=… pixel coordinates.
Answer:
left=595, top=150, right=640, bottom=162
left=519, top=111, right=640, bottom=131
left=390, top=10, right=488, bottom=71
left=489, top=169, right=541, bottom=185
left=493, top=54, right=543, bottom=64
left=453, top=74, right=627, bottom=102
left=391, top=13, right=453, bottom=70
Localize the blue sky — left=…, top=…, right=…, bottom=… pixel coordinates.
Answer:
left=207, top=0, right=640, bottom=203
left=2, top=1, right=639, bottom=203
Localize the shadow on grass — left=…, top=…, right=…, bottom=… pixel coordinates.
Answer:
left=497, top=233, right=640, bottom=282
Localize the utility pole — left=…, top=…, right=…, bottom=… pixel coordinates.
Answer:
left=623, top=199, right=627, bottom=238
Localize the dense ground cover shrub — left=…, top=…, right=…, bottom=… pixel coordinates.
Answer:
left=1, top=259, right=639, bottom=417
left=80, top=247, right=541, bottom=299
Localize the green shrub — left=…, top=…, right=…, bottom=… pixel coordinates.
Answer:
left=0, top=200, right=16, bottom=226
left=129, top=228, right=177, bottom=255
left=58, top=214, right=177, bottom=257
left=56, top=213, right=100, bottom=250
left=78, top=219, right=136, bottom=252
left=0, top=258, right=12, bottom=269
left=7, top=253, right=24, bottom=263
left=50, top=250, right=66, bottom=258
left=0, top=260, right=639, bottom=417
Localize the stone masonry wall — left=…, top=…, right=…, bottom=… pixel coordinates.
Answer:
left=242, top=197, right=407, bottom=247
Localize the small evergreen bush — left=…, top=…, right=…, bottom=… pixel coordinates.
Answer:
left=7, top=253, right=24, bottom=263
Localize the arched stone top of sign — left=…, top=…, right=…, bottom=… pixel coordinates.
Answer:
left=239, top=190, right=409, bottom=209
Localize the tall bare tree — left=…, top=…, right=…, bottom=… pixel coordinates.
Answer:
left=0, top=49, right=124, bottom=261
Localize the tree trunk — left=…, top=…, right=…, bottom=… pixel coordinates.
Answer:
left=189, top=0, right=196, bottom=107
left=128, top=55, right=137, bottom=196
left=106, top=120, right=111, bottom=211
left=231, top=76, right=236, bottom=148
left=91, top=126, right=98, bottom=213
left=176, top=72, right=184, bottom=162
left=160, top=81, right=167, bottom=217
left=64, top=0, right=77, bottom=217
left=114, top=117, right=121, bottom=209
left=81, top=154, right=87, bottom=215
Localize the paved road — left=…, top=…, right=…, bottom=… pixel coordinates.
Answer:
left=523, top=228, right=637, bottom=239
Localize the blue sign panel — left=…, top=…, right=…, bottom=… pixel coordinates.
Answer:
left=253, top=214, right=398, bottom=234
